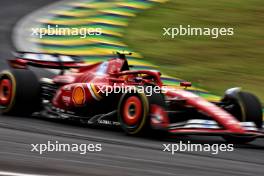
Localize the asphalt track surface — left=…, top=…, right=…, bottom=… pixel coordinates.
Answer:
left=0, top=0, right=263, bottom=176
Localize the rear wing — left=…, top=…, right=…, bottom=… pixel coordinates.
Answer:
left=9, top=51, right=86, bottom=69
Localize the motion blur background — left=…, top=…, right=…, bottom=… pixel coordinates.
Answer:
left=125, top=0, right=264, bottom=102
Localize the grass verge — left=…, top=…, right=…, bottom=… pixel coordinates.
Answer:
left=124, top=0, right=264, bottom=102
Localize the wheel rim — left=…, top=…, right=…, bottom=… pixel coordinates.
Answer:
left=0, top=78, right=12, bottom=106
left=123, top=96, right=142, bottom=126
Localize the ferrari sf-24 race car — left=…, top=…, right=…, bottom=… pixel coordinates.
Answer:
left=0, top=51, right=263, bottom=143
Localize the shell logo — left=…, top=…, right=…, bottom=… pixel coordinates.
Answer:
left=72, top=86, right=86, bottom=106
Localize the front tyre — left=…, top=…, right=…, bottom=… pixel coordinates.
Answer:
left=0, top=69, right=41, bottom=116
left=223, top=91, right=262, bottom=128
left=222, top=89, right=263, bottom=143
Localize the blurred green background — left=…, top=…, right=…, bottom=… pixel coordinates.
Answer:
left=124, top=0, right=264, bottom=102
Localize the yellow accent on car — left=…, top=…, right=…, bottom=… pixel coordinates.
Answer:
left=91, top=83, right=103, bottom=100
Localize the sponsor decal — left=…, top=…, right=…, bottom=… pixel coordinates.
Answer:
left=72, top=86, right=86, bottom=106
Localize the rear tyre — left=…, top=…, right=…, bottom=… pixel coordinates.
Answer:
left=118, top=86, right=168, bottom=136
left=222, top=91, right=263, bottom=143
left=118, top=92, right=149, bottom=135
left=0, top=69, right=41, bottom=116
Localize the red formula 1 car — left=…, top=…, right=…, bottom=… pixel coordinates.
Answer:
left=0, top=51, right=263, bottom=143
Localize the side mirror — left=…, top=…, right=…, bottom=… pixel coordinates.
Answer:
left=180, top=82, right=192, bottom=88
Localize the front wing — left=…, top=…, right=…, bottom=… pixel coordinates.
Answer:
left=165, top=119, right=264, bottom=137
